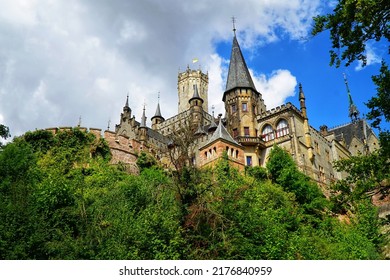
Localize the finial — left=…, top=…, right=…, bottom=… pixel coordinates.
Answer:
left=78, top=116, right=82, bottom=127
left=212, top=105, right=215, bottom=117
left=125, top=92, right=129, bottom=107
left=232, top=16, right=236, bottom=36
left=158, top=91, right=160, bottom=103
left=107, top=119, right=111, bottom=131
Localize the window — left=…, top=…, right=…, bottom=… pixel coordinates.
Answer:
left=261, top=125, right=274, bottom=141
left=242, top=102, right=248, bottom=112
left=246, top=156, right=252, bottom=166
left=233, top=128, right=238, bottom=138
left=231, top=103, right=237, bottom=113
left=244, top=127, right=250, bottom=136
left=314, top=141, right=320, bottom=154
left=276, top=119, right=289, bottom=137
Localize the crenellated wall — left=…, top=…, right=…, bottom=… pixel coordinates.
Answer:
left=44, top=127, right=140, bottom=174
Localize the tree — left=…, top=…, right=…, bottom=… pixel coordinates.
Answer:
left=0, top=124, right=11, bottom=148
left=312, top=0, right=390, bottom=152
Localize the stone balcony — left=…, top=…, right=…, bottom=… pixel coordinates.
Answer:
left=236, top=136, right=266, bottom=147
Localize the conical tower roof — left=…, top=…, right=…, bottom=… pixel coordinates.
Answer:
left=202, top=118, right=239, bottom=148
left=189, top=84, right=203, bottom=103
left=151, top=102, right=163, bottom=120
left=140, top=105, right=147, bottom=128
left=223, top=35, right=257, bottom=101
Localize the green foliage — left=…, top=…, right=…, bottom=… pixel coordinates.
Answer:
left=136, top=151, right=157, bottom=172
left=266, top=146, right=326, bottom=209
left=245, top=166, right=268, bottom=181
left=0, top=124, right=11, bottom=148
left=0, top=130, right=384, bottom=259
left=312, top=0, right=389, bottom=68
left=312, top=1, right=389, bottom=154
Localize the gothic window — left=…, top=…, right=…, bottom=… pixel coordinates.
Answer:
left=261, top=125, right=274, bottom=141
left=244, top=127, right=250, bottom=136
left=275, top=119, right=289, bottom=138
left=242, top=102, right=248, bottom=112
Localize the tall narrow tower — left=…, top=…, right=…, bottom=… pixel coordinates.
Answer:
left=223, top=28, right=266, bottom=139
left=177, top=67, right=208, bottom=114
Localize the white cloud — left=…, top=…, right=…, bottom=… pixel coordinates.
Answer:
left=252, top=69, right=298, bottom=109
left=355, top=44, right=381, bottom=71
left=0, top=0, right=320, bottom=136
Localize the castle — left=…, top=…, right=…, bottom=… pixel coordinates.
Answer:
left=103, top=30, right=378, bottom=185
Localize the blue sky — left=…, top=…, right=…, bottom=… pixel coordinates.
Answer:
left=0, top=0, right=388, bottom=138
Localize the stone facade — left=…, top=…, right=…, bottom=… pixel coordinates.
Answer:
left=110, top=32, right=379, bottom=185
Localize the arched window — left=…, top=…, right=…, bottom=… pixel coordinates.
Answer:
left=261, top=125, right=274, bottom=141
left=276, top=119, right=289, bottom=138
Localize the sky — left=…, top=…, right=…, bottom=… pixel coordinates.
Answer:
left=0, top=0, right=388, bottom=139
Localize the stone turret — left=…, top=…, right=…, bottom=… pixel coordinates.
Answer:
left=151, top=99, right=164, bottom=130
left=139, top=105, right=148, bottom=143
left=189, top=84, right=204, bottom=129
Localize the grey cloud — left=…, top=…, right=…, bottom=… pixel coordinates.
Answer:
left=0, top=0, right=320, bottom=137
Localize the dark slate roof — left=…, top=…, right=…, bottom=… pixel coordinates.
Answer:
left=224, top=35, right=257, bottom=95
left=189, top=84, right=203, bottom=103
left=202, top=119, right=239, bottom=148
left=152, top=102, right=163, bottom=119
left=328, top=119, right=374, bottom=148
left=147, top=128, right=170, bottom=144
left=194, top=123, right=207, bottom=136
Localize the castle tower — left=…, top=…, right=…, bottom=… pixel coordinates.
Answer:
left=189, top=84, right=204, bottom=129
left=151, top=96, right=165, bottom=130
left=223, top=31, right=266, bottom=141
left=178, top=66, right=208, bottom=114
left=299, top=84, right=314, bottom=162
left=139, top=105, right=148, bottom=143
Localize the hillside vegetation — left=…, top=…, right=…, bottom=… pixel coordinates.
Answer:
left=0, top=128, right=387, bottom=259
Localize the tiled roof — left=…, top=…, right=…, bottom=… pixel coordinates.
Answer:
left=225, top=35, right=257, bottom=94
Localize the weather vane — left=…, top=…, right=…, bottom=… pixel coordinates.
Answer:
left=232, top=16, right=236, bottom=35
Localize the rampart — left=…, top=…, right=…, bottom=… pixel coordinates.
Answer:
left=44, top=127, right=140, bottom=174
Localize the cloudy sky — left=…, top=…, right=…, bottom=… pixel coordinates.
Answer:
left=0, top=0, right=387, bottom=138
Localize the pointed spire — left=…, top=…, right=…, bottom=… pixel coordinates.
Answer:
left=224, top=31, right=257, bottom=99
left=153, top=92, right=163, bottom=118
left=299, top=83, right=305, bottom=100
left=299, top=83, right=307, bottom=119
left=189, top=84, right=203, bottom=103
left=123, top=93, right=131, bottom=112
left=343, top=73, right=359, bottom=122
left=125, top=93, right=129, bottom=107
left=140, top=104, right=147, bottom=128
left=203, top=115, right=239, bottom=147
